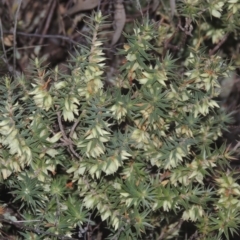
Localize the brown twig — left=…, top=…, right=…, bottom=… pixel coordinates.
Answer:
left=0, top=19, right=7, bottom=60
left=39, top=0, right=57, bottom=45
left=13, top=0, right=22, bottom=79
left=209, top=33, right=230, bottom=56
left=70, top=118, right=81, bottom=138
left=56, top=111, right=81, bottom=159
left=69, top=144, right=81, bottom=159
left=0, top=19, right=12, bottom=76
left=57, top=111, right=69, bottom=140
left=29, top=1, right=51, bottom=45
left=3, top=31, right=80, bottom=45
left=178, top=18, right=193, bottom=37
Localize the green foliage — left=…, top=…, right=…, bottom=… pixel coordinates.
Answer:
left=0, top=6, right=240, bottom=240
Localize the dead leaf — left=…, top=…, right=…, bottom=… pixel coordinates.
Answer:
left=65, top=0, right=99, bottom=16
left=111, top=0, right=126, bottom=46
left=3, top=35, right=13, bottom=46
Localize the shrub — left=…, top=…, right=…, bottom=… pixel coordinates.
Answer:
left=0, top=8, right=239, bottom=240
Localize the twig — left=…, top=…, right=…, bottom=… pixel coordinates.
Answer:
left=70, top=117, right=81, bottom=138
left=69, top=144, right=81, bottom=159
left=13, top=0, right=22, bottom=79
left=53, top=142, right=73, bottom=147
left=0, top=19, right=7, bottom=60
left=69, top=114, right=84, bottom=159
left=209, top=33, right=230, bottom=56
left=39, top=0, right=57, bottom=45
left=3, top=31, right=80, bottom=45
left=57, top=111, right=69, bottom=140
left=0, top=44, right=49, bottom=56
left=56, top=111, right=81, bottom=159
left=178, top=18, right=193, bottom=36
left=0, top=18, right=12, bottom=75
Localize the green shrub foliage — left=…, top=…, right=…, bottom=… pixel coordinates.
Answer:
left=0, top=11, right=239, bottom=240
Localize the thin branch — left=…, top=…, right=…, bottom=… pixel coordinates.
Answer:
left=178, top=18, right=193, bottom=36
left=70, top=118, right=81, bottom=138
left=13, top=0, right=22, bottom=79
left=3, top=31, right=80, bottom=45
left=56, top=112, right=81, bottom=159
left=69, top=114, right=84, bottom=159
left=0, top=19, right=7, bottom=60
left=0, top=44, right=49, bottom=57
left=57, top=111, right=69, bottom=140
left=69, top=144, right=81, bottom=159
left=209, top=33, right=230, bottom=56
left=53, top=142, right=73, bottom=147
left=39, top=0, right=57, bottom=45
left=0, top=18, right=12, bottom=76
